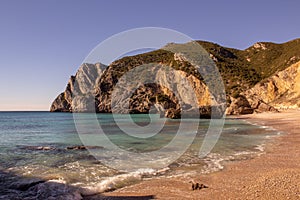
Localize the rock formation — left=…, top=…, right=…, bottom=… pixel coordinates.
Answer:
left=51, top=39, right=300, bottom=117
left=245, top=61, right=300, bottom=110
left=50, top=63, right=106, bottom=112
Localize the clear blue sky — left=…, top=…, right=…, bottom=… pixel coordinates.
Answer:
left=0, top=0, right=299, bottom=110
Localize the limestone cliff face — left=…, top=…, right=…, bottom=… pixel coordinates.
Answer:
left=50, top=63, right=106, bottom=112
left=245, top=61, right=300, bottom=110
left=51, top=48, right=222, bottom=118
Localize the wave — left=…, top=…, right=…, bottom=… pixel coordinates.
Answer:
left=79, top=167, right=170, bottom=195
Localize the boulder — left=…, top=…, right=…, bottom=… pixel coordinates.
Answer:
left=226, top=95, right=254, bottom=115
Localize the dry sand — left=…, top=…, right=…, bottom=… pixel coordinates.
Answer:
left=91, top=110, right=300, bottom=200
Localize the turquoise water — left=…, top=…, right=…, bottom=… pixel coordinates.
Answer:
left=0, top=112, right=278, bottom=192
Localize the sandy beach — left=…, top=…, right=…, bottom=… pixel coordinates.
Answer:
left=92, top=110, right=300, bottom=200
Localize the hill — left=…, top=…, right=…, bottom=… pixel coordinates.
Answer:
left=50, top=39, right=300, bottom=118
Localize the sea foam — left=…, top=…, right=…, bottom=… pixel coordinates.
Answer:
left=80, top=168, right=158, bottom=195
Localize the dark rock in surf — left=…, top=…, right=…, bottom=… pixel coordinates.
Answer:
left=66, top=145, right=104, bottom=150
left=9, top=178, right=45, bottom=191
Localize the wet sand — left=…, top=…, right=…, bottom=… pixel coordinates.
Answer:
left=98, top=110, right=300, bottom=200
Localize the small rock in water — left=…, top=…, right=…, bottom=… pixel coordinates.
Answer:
left=66, top=145, right=104, bottom=150
left=66, top=145, right=87, bottom=150
left=0, top=172, right=82, bottom=200
left=27, top=180, right=82, bottom=200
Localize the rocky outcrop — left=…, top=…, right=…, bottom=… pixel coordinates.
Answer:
left=246, top=98, right=278, bottom=113
left=245, top=61, right=300, bottom=110
left=50, top=63, right=106, bottom=112
left=226, top=95, right=278, bottom=115
left=226, top=95, right=254, bottom=115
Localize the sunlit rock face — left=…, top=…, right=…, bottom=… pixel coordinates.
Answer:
left=245, top=61, right=300, bottom=110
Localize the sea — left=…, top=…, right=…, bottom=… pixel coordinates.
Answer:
left=0, top=111, right=280, bottom=196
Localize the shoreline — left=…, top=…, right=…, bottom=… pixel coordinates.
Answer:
left=94, top=110, right=300, bottom=200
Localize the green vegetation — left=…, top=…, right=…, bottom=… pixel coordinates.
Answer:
left=241, top=39, right=300, bottom=78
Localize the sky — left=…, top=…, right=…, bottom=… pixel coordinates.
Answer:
left=0, top=0, right=299, bottom=111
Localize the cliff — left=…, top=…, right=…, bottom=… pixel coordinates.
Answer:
left=50, top=63, right=106, bottom=112
left=50, top=39, right=300, bottom=117
left=245, top=61, right=300, bottom=110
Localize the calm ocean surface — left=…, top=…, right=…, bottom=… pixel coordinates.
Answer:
left=0, top=112, right=278, bottom=192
